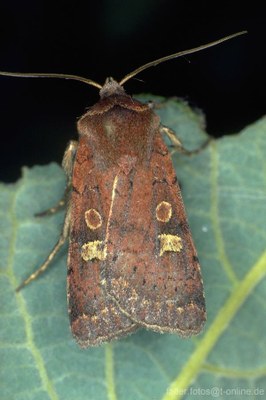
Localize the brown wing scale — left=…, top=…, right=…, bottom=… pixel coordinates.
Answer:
left=69, top=91, right=205, bottom=346
left=101, top=131, right=206, bottom=336
left=67, top=137, right=138, bottom=347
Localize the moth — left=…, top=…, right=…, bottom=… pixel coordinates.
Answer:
left=0, top=31, right=246, bottom=347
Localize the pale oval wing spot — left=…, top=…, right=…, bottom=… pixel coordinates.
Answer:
left=85, top=209, right=103, bottom=230
left=156, top=201, right=172, bottom=223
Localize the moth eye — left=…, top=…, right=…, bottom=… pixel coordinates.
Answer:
left=156, top=201, right=172, bottom=223
left=85, top=208, right=103, bottom=230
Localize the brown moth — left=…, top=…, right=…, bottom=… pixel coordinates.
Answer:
left=0, top=31, right=246, bottom=347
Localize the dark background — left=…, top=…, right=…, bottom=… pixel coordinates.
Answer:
left=0, top=1, right=265, bottom=182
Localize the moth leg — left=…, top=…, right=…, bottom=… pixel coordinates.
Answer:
left=16, top=203, right=71, bottom=292
left=147, top=98, right=177, bottom=110
left=16, top=141, right=77, bottom=292
left=62, top=140, right=78, bottom=182
left=161, top=126, right=210, bottom=155
left=35, top=199, right=66, bottom=217
left=35, top=140, right=78, bottom=217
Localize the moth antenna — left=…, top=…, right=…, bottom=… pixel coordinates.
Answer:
left=0, top=71, right=102, bottom=89
left=0, top=31, right=247, bottom=90
left=119, top=31, right=247, bottom=86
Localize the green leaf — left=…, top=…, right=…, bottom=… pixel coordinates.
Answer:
left=1, top=97, right=266, bottom=400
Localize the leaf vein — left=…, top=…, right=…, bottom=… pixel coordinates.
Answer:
left=161, top=248, right=266, bottom=400
left=8, top=186, right=59, bottom=400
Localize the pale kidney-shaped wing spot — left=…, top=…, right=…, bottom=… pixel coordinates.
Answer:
left=81, top=241, right=107, bottom=261
left=156, top=201, right=172, bottom=223
left=85, top=209, right=102, bottom=230
left=158, top=234, right=182, bottom=256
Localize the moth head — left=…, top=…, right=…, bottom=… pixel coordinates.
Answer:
left=99, top=77, right=126, bottom=98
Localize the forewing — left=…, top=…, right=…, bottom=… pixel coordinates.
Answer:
left=67, top=138, right=138, bottom=347
left=101, top=132, right=206, bottom=336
